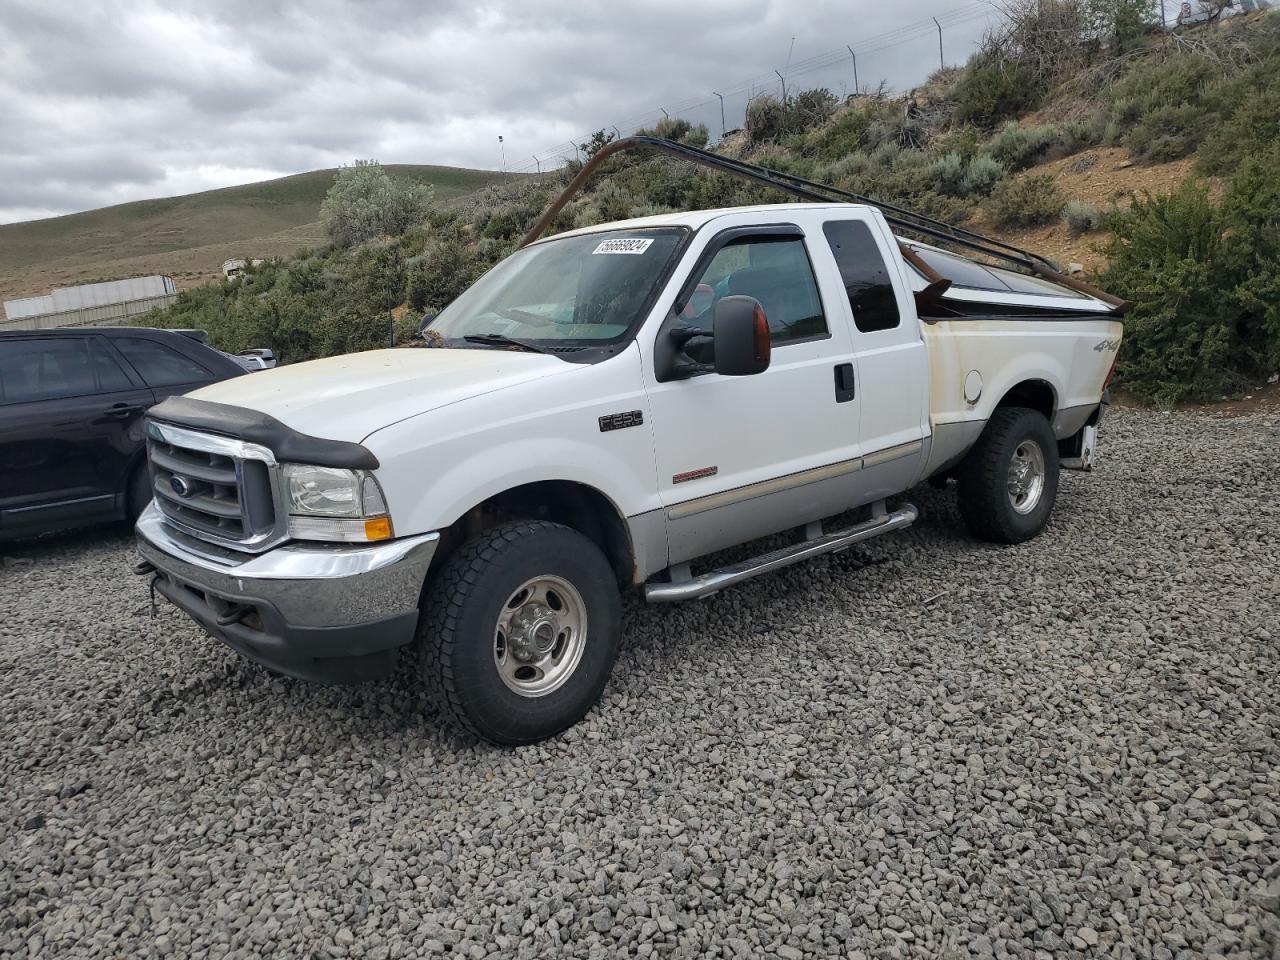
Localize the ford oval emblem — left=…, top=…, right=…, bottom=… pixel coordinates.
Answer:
left=169, top=475, right=194, bottom=498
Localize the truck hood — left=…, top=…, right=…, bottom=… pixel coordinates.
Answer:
left=186, top=348, right=576, bottom=443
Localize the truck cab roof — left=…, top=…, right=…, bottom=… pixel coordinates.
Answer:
left=542, top=203, right=1115, bottom=315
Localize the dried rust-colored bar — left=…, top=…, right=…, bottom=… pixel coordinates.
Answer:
left=519, top=136, right=1127, bottom=314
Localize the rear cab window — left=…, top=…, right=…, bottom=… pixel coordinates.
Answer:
left=822, top=220, right=901, bottom=334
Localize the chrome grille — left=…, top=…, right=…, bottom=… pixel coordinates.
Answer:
left=146, top=421, right=282, bottom=552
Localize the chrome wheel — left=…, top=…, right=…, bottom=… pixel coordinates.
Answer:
left=1007, top=439, right=1046, bottom=515
left=494, top=575, right=587, bottom=698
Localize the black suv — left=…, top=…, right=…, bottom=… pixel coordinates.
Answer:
left=0, top=327, right=246, bottom=541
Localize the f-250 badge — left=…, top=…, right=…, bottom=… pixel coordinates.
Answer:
left=1093, top=338, right=1121, bottom=352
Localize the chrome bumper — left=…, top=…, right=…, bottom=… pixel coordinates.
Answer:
left=135, top=503, right=439, bottom=681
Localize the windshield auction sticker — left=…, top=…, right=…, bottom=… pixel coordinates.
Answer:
left=592, top=238, right=654, bottom=255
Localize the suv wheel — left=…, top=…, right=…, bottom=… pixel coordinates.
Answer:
left=127, top=464, right=153, bottom=522
left=419, top=521, right=621, bottom=745
left=957, top=406, right=1059, bottom=544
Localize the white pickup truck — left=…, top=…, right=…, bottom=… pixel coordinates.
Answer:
left=135, top=143, right=1123, bottom=744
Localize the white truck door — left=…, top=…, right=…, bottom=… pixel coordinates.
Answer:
left=811, top=213, right=930, bottom=499
left=640, top=215, right=864, bottom=565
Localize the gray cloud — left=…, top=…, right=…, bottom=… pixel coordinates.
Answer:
left=0, top=0, right=1002, bottom=223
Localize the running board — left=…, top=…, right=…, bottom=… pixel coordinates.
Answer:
left=644, top=503, right=918, bottom=603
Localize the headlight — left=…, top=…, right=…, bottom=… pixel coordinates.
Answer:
left=281, top=465, right=392, bottom=542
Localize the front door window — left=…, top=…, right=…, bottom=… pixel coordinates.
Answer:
left=687, top=237, right=828, bottom=346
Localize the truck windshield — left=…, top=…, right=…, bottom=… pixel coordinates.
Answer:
left=426, top=227, right=687, bottom=347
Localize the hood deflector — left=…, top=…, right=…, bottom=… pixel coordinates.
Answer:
left=519, top=135, right=1127, bottom=316
left=148, top=396, right=379, bottom=469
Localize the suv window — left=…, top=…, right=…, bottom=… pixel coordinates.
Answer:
left=691, top=237, right=827, bottom=346
left=822, top=220, right=901, bottom=333
left=92, top=340, right=135, bottom=392
left=0, top=337, right=99, bottom=404
left=114, top=337, right=211, bottom=387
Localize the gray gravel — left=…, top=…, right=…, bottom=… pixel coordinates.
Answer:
left=2, top=404, right=1277, bottom=959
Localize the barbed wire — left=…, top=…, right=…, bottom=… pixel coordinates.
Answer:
left=501, top=3, right=999, bottom=175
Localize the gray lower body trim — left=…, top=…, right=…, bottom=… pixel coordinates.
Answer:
left=1052, top=402, right=1099, bottom=439
left=922, top=420, right=985, bottom=478
left=625, top=507, right=669, bottom=582
left=663, top=439, right=926, bottom=566
left=646, top=503, right=918, bottom=602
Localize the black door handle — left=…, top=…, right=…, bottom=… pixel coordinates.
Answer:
left=834, top=363, right=855, bottom=403
left=104, top=403, right=141, bottom=419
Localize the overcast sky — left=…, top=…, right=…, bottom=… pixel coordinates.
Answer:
left=0, top=0, right=1011, bottom=225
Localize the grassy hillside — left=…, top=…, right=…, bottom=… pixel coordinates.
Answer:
left=150, top=7, right=1280, bottom=404
left=0, top=164, right=507, bottom=303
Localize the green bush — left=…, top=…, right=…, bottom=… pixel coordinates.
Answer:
left=320, top=161, right=434, bottom=248
left=1107, top=51, right=1216, bottom=120
left=745, top=95, right=789, bottom=143
left=1098, top=151, right=1280, bottom=404
left=1197, top=71, right=1280, bottom=175
left=406, top=232, right=483, bottom=311
left=988, top=173, right=1066, bottom=226
left=1061, top=199, right=1103, bottom=236
left=791, top=88, right=839, bottom=130
left=1126, top=104, right=1211, bottom=162
left=746, top=89, right=840, bottom=144
left=953, top=59, right=1041, bottom=126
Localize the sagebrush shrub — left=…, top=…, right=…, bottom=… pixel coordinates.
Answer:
left=638, top=117, right=710, bottom=148
left=1126, top=104, right=1211, bottom=162
left=1061, top=199, right=1103, bottom=236
left=960, top=154, right=1005, bottom=196
left=927, top=152, right=967, bottom=195
left=988, top=122, right=1057, bottom=170
left=320, top=161, right=434, bottom=248
left=989, top=173, right=1065, bottom=226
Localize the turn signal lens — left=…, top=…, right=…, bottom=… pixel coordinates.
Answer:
left=753, top=304, right=771, bottom=363
left=364, top=517, right=393, bottom=541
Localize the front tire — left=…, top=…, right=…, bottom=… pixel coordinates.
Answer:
left=419, top=521, right=621, bottom=745
left=957, top=406, right=1059, bottom=544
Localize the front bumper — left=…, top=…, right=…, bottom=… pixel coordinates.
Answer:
left=135, top=503, right=439, bottom=682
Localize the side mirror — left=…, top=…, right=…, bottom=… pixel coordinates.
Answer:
left=416, top=311, right=438, bottom=338
left=712, top=295, right=771, bottom=376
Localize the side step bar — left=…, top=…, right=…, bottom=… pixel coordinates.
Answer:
left=644, top=502, right=918, bottom=603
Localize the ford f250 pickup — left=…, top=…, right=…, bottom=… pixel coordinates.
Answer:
left=135, top=138, right=1124, bottom=744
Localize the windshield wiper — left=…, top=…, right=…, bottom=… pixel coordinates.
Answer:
left=461, top=333, right=553, bottom=355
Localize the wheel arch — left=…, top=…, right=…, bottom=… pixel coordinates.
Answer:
left=993, top=378, right=1057, bottom=421
left=428, top=479, right=641, bottom=589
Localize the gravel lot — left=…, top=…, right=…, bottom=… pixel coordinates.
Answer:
left=2, top=404, right=1277, bottom=960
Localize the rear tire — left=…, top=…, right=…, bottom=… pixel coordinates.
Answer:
left=126, top=464, right=153, bottom=522
left=419, top=521, right=621, bottom=745
left=957, top=406, right=1059, bottom=544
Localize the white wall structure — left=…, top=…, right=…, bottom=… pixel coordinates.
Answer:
left=2, top=276, right=178, bottom=330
